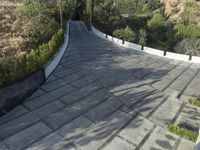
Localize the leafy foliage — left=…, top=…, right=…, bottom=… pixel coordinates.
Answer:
left=168, top=124, right=198, bottom=142
left=174, top=23, right=200, bottom=39
left=113, top=26, right=136, bottom=42
left=188, top=98, right=200, bottom=108
left=139, top=29, right=147, bottom=46
left=0, top=29, right=64, bottom=87
left=175, top=38, right=200, bottom=56
left=16, top=0, right=59, bottom=44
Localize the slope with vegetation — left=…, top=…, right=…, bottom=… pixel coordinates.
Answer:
left=0, top=0, right=77, bottom=87
left=84, top=0, right=200, bottom=56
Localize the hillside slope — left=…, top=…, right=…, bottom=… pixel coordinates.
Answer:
left=0, top=0, right=29, bottom=58
left=160, top=0, right=200, bottom=20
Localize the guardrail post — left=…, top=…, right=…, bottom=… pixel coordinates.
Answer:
left=106, top=34, right=108, bottom=39
left=189, top=53, right=192, bottom=61
left=141, top=45, right=144, bottom=51
left=163, top=51, right=167, bottom=56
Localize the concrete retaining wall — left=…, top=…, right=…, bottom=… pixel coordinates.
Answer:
left=0, top=70, right=44, bottom=115
left=92, top=26, right=200, bottom=63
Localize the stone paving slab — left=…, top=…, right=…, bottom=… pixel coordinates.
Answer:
left=48, top=84, right=76, bottom=99
left=176, top=104, right=200, bottom=131
left=32, top=100, right=65, bottom=119
left=176, top=138, right=195, bottom=150
left=85, top=97, right=122, bottom=123
left=24, top=94, right=57, bottom=110
left=117, top=86, right=155, bottom=107
left=141, top=126, right=179, bottom=150
left=0, top=113, right=39, bottom=139
left=0, top=106, right=28, bottom=125
left=4, top=122, right=52, bottom=150
left=26, top=132, right=66, bottom=150
left=149, top=96, right=182, bottom=127
left=57, top=116, right=93, bottom=141
left=0, top=142, right=8, bottom=150
left=44, top=89, right=110, bottom=129
left=25, top=89, right=45, bottom=102
left=102, top=137, right=136, bottom=150
left=41, top=79, right=67, bottom=92
left=73, top=110, right=132, bottom=150
left=60, top=84, right=107, bottom=106
left=131, top=91, right=167, bottom=117
left=118, top=115, right=155, bottom=146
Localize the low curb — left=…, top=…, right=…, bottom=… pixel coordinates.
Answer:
left=195, top=129, right=200, bottom=150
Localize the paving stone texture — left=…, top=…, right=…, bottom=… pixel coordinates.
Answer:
left=0, top=21, right=200, bottom=149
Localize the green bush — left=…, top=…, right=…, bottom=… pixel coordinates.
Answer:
left=175, top=38, right=200, bottom=56
left=0, top=29, right=64, bottom=87
left=125, top=15, right=152, bottom=30
left=168, top=124, right=198, bottom=142
left=188, top=98, right=200, bottom=108
left=113, top=26, right=136, bottom=42
left=147, top=13, right=165, bottom=31
left=175, top=23, right=200, bottom=39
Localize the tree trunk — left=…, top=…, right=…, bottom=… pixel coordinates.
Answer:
left=59, top=0, right=63, bottom=29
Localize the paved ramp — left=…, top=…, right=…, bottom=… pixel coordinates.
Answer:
left=0, top=21, right=200, bottom=150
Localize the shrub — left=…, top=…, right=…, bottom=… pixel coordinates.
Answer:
left=175, top=38, right=200, bottom=56
left=16, top=0, right=59, bottom=44
left=168, top=124, right=198, bottom=142
left=0, top=29, right=64, bottom=87
left=188, top=98, right=200, bottom=108
left=113, top=26, right=136, bottom=42
left=147, top=13, right=165, bottom=31
left=139, top=29, right=147, bottom=46
left=174, top=23, right=200, bottom=39
left=125, top=15, right=152, bottom=30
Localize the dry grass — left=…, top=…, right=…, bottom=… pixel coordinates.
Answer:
left=0, top=0, right=31, bottom=58
left=160, top=0, right=200, bottom=21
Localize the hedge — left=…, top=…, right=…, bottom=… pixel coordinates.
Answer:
left=0, top=29, right=64, bottom=87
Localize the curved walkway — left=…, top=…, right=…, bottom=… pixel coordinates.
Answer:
left=1, top=21, right=200, bottom=150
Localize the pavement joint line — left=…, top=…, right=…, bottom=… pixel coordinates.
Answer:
left=173, top=136, right=182, bottom=150
left=18, top=121, right=55, bottom=150
left=140, top=59, right=172, bottom=80
left=60, top=87, right=105, bottom=106
left=171, top=102, right=186, bottom=125
left=129, top=89, right=158, bottom=108
left=41, top=80, right=69, bottom=93
left=135, top=125, right=157, bottom=150
left=163, top=62, right=193, bottom=92
left=41, top=88, right=114, bottom=129
left=1, top=120, right=43, bottom=141
left=2, top=86, right=104, bottom=127
left=0, top=105, right=30, bottom=126
left=98, top=112, right=137, bottom=150
left=177, top=69, right=200, bottom=98
left=116, top=134, right=137, bottom=147
left=146, top=95, right=169, bottom=119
